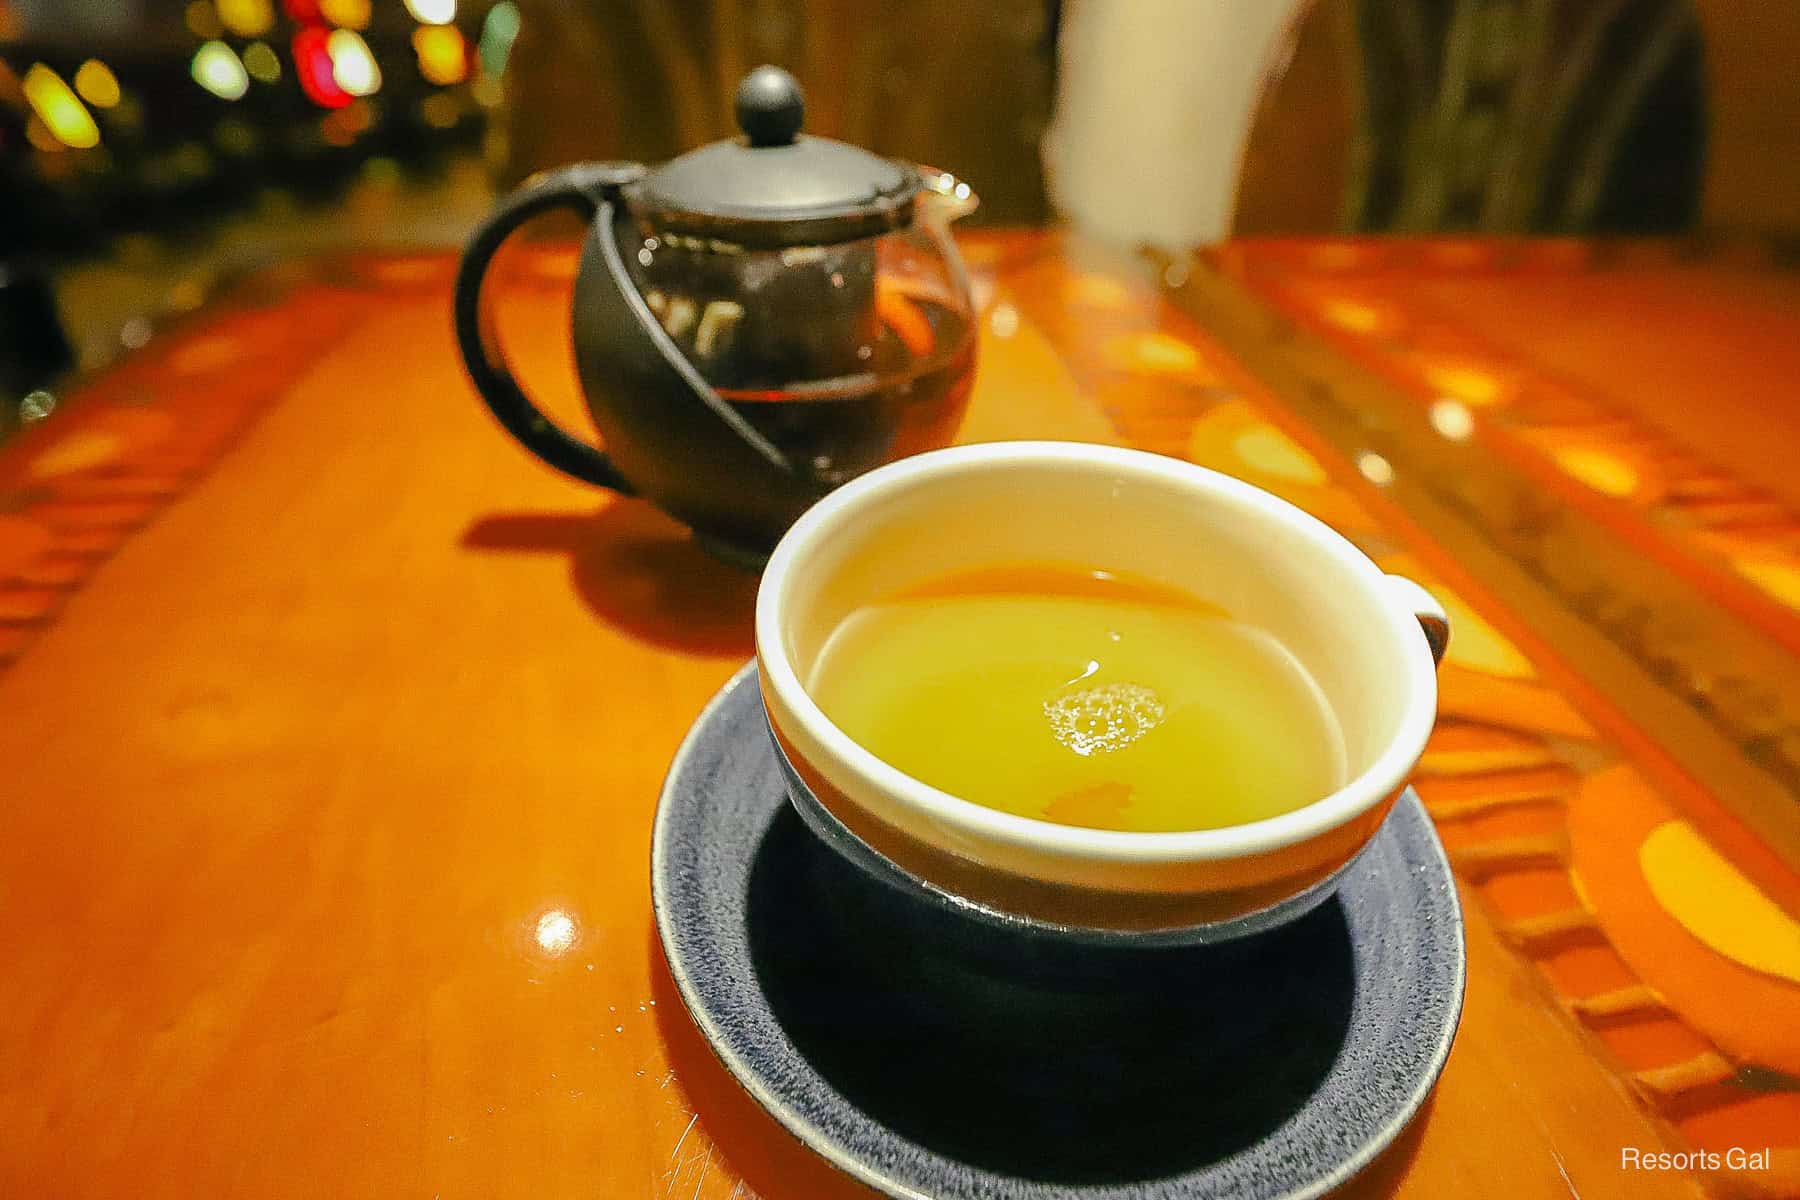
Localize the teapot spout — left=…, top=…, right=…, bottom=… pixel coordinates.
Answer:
left=916, top=164, right=979, bottom=225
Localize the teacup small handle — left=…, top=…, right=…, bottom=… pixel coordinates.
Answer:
left=1383, top=575, right=1450, bottom=667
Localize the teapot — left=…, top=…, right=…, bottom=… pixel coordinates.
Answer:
left=453, top=66, right=979, bottom=566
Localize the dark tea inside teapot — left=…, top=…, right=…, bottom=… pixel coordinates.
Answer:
left=453, top=66, right=979, bottom=566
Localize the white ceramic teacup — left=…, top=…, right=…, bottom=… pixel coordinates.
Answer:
left=755, top=441, right=1447, bottom=941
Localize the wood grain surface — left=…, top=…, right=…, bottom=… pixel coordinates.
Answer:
left=5, top=233, right=1786, bottom=1198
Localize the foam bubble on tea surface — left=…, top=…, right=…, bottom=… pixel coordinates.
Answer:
left=1044, top=681, right=1166, bottom=756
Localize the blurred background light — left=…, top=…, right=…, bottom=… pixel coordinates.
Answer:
left=320, top=98, right=372, bottom=145
left=293, top=27, right=351, bottom=108
left=184, top=0, right=224, bottom=39
left=192, top=41, right=251, bottom=102
left=1356, top=451, right=1396, bottom=486
left=327, top=29, right=382, bottom=98
left=212, top=117, right=260, bottom=158
left=404, top=0, right=457, bottom=26
left=216, top=0, right=274, bottom=37
left=242, top=42, right=282, bottom=85
left=419, top=91, right=462, bottom=128
left=1429, top=399, right=1477, bottom=442
left=72, top=60, right=121, bottom=110
left=477, top=2, right=520, bottom=78
left=469, top=73, right=502, bottom=108
left=25, top=116, right=64, bottom=153
left=23, top=64, right=101, bottom=150
left=318, top=0, right=372, bottom=30
left=413, top=26, right=469, bottom=87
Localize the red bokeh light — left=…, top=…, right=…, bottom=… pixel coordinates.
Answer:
left=292, top=27, right=351, bottom=109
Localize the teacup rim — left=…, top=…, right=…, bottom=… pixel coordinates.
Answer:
left=755, top=440, right=1439, bottom=867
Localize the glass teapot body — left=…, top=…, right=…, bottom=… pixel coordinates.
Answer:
left=452, top=67, right=978, bottom=565
left=570, top=192, right=975, bottom=560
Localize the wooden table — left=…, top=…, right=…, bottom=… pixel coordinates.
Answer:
left=3, top=231, right=1797, bottom=1198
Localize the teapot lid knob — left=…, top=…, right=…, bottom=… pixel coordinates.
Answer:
left=736, top=66, right=804, bottom=148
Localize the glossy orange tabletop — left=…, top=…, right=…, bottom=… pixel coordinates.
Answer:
left=2, top=232, right=1797, bottom=1199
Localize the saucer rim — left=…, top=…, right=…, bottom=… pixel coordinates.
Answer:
left=652, top=662, right=1468, bottom=1200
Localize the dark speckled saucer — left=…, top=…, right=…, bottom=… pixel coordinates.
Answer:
left=651, top=665, right=1466, bottom=1200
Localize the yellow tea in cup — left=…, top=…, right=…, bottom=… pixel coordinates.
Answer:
left=808, top=563, right=1346, bottom=833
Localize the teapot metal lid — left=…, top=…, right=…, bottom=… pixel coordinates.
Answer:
left=624, top=66, right=919, bottom=250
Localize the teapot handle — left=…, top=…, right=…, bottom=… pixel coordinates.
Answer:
left=454, top=162, right=799, bottom=494
left=452, top=162, right=642, bottom=493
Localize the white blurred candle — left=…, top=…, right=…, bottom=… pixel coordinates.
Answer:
left=1043, top=0, right=1308, bottom=250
